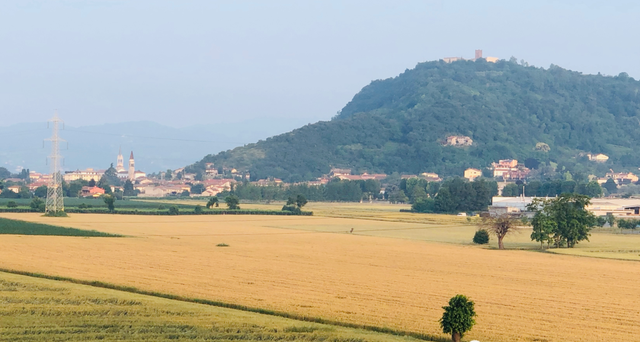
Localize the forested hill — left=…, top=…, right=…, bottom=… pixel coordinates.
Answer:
left=193, top=59, right=640, bottom=182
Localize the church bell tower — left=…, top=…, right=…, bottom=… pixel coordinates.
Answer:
left=116, top=147, right=124, bottom=172
left=128, top=151, right=135, bottom=181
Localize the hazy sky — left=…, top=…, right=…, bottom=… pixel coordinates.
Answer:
left=1, top=0, right=639, bottom=128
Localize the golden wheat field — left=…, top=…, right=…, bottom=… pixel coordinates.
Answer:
left=0, top=212, right=639, bottom=342
left=0, top=271, right=421, bottom=342
left=137, top=200, right=640, bottom=260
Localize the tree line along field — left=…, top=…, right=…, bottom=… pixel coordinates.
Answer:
left=0, top=271, right=421, bottom=342
left=0, top=212, right=639, bottom=342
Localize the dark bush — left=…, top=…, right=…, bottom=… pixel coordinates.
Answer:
left=168, top=206, right=179, bottom=215
left=411, top=198, right=435, bottom=213
left=282, top=205, right=301, bottom=214
left=7, top=201, right=17, bottom=208
left=30, top=197, right=44, bottom=212
left=473, top=229, right=490, bottom=244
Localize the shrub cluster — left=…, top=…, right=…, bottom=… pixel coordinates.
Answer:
left=472, top=229, right=490, bottom=244
left=617, top=219, right=640, bottom=229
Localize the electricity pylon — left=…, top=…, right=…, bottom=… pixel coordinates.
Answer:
left=45, top=112, right=65, bottom=215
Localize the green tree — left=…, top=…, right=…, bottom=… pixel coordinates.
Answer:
left=472, top=229, right=489, bottom=244
left=97, top=175, right=112, bottom=194
left=206, top=197, right=219, bottom=208
left=30, top=197, right=44, bottom=212
left=412, top=198, right=435, bottom=213
left=525, top=181, right=542, bottom=197
left=501, top=183, right=519, bottom=197
left=0, top=167, right=10, bottom=180
left=67, top=180, right=87, bottom=197
left=190, top=183, right=206, bottom=195
left=103, top=194, right=115, bottom=212
left=527, top=194, right=596, bottom=248
left=606, top=213, right=616, bottom=227
left=18, top=168, right=30, bottom=182
left=168, top=206, right=179, bottom=215
left=34, top=185, right=48, bottom=198
left=560, top=180, right=576, bottom=194
left=295, top=194, right=307, bottom=208
left=528, top=198, right=557, bottom=249
left=194, top=205, right=203, bottom=214
left=7, top=201, right=18, bottom=208
left=103, top=164, right=122, bottom=186
left=434, top=188, right=456, bottom=213
left=411, top=186, right=429, bottom=203
left=123, top=179, right=136, bottom=197
left=165, top=169, right=173, bottom=181
left=194, top=171, right=204, bottom=181
left=389, top=190, right=408, bottom=204
left=583, top=180, right=603, bottom=198
left=439, top=295, right=477, bottom=342
left=603, top=178, right=617, bottom=194
left=225, top=195, right=240, bottom=210
left=18, top=186, right=32, bottom=199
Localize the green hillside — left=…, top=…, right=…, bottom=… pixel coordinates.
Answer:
left=193, top=59, right=640, bottom=181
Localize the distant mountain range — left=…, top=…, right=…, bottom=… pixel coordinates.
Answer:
left=0, top=118, right=313, bottom=174
left=191, top=59, right=640, bottom=181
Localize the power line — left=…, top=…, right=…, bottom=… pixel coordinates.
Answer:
left=64, top=128, right=249, bottom=144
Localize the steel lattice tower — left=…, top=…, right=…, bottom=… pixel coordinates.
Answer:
left=45, top=113, right=65, bottom=214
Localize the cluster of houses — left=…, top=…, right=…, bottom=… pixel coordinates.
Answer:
left=3, top=143, right=638, bottom=202
left=442, top=49, right=499, bottom=63
left=463, top=159, right=531, bottom=182
left=63, top=149, right=146, bottom=184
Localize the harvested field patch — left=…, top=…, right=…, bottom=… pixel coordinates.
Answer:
left=0, top=213, right=638, bottom=342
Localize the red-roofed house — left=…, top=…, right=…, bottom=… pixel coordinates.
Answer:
left=81, top=186, right=105, bottom=198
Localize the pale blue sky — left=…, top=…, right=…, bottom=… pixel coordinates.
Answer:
left=1, top=0, right=638, bottom=128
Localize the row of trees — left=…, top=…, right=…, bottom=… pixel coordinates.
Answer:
left=0, top=167, right=29, bottom=182
left=219, top=179, right=381, bottom=203
left=410, top=178, right=498, bottom=214
left=501, top=179, right=603, bottom=198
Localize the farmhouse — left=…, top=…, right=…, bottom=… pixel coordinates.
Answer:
left=6, top=185, right=22, bottom=193
left=464, top=168, right=482, bottom=181
left=444, top=135, right=473, bottom=147
left=587, top=153, right=609, bottom=162
left=80, top=186, right=105, bottom=198
left=329, top=168, right=352, bottom=177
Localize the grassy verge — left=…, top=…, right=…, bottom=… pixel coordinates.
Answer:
left=0, top=207, right=312, bottom=216
left=0, top=267, right=446, bottom=342
left=0, top=217, right=121, bottom=237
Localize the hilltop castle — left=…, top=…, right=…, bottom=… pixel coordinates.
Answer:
left=116, top=148, right=146, bottom=181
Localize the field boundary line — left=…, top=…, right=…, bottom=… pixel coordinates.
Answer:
left=0, top=268, right=447, bottom=342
